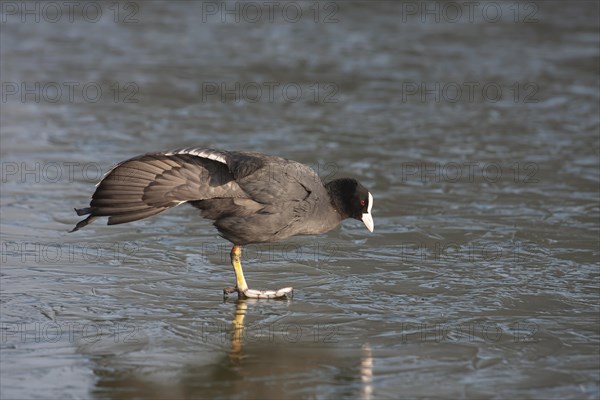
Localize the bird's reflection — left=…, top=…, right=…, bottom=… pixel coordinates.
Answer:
left=227, top=297, right=294, bottom=362
left=86, top=298, right=373, bottom=399
left=229, top=299, right=249, bottom=362
left=361, top=342, right=373, bottom=400
left=226, top=299, right=374, bottom=399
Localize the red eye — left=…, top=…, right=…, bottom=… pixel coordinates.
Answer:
left=360, top=199, right=366, bottom=207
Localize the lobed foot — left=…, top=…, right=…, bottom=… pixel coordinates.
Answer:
left=223, top=286, right=293, bottom=300
left=223, top=287, right=238, bottom=296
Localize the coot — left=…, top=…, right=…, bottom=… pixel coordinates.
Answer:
left=71, top=147, right=374, bottom=299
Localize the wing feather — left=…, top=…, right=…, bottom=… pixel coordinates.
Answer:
left=70, top=148, right=250, bottom=231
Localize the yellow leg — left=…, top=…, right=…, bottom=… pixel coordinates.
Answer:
left=231, top=245, right=249, bottom=292
left=224, top=245, right=293, bottom=300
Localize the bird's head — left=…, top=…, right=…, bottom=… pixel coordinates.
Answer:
left=326, top=178, right=374, bottom=232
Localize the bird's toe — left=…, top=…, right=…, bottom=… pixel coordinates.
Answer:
left=241, top=287, right=293, bottom=300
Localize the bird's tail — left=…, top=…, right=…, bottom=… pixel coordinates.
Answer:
left=69, top=156, right=183, bottom=232
left=69, top=207, right=98, bottom=232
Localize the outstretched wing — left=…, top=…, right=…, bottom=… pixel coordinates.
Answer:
left=70, top=147, right=263, bottom=232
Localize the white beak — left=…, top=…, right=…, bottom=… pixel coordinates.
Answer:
left=361, top=192, right=374, bottom=232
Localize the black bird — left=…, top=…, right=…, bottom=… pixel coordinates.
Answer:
left=71, top=148, right=374, bottom=299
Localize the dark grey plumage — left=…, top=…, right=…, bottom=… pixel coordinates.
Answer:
left=71, top=148, right=373, bottom=246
